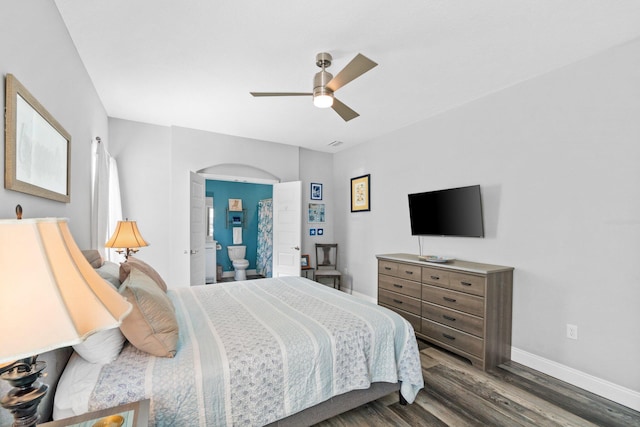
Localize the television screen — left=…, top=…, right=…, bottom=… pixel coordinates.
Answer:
left=408, top=185, right=484, bottom=237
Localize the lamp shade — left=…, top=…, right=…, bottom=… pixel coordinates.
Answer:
left=0, top=218, right=132, bottom=365
left=105, top=220, right=148, bottom=250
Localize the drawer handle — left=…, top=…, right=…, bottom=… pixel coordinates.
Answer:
left=442, top=315, right=456, bottom=322
left=384, top=266, right=392, bottom=270
left=461, top=281, right=472, bottom=286
left=393, top=284, right=403, bottom=288
left=393, top=299, right=403, bottom=304
left=443, top=297, right=457, bottom=303
left=405, top=270, right=413, bottom=275
left=430, top=275, right=440, bottom=280
left=442, top=333, right=456, bottom=341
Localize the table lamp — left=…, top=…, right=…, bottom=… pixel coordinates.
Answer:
left=104, top=219, right=149, bottom=259
left=0, top=218, right=132, bottom=426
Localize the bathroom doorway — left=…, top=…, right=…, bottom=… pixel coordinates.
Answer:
left=205, top=179, right=273, bottom=280
left=189, top=164, right=301, bottom=285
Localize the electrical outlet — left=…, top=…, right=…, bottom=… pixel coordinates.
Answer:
left=567, top=324, right=578, bottom=340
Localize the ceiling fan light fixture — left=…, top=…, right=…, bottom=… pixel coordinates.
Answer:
left=313, top=93, right=334, bottom=108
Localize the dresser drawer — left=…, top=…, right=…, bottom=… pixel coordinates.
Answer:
left=448, top=272, right=485, bottom=297
left=378, top=289, right=421, bottom=316
left=381, top=304, right=421, bottom=333
left=422, top=266, right=449, bottom=286
left=379, top=261, right=422, bottom=281
left=397, top=263, right=422, bottom=281
left=421, top=318, right=483, bottom=358
left=422, top=301, right=484, bottom=337
left=378, top=261, right=399, bottom=276
left=422, top=284, right=484, bottom=317
left=378, top=274, right=421, bottom=298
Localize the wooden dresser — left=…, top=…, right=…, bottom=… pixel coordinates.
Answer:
left=376, top=253, right=513, bottom=371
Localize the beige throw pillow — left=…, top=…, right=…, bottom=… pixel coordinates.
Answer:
left=119, top=267, right=178, bottom=357
left=119, top=256, right=168, bottom=292
left=81, top=249, right=103, bottom=268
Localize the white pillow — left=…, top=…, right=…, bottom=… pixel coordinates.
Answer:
left=73, top=327, right=125, bottom=364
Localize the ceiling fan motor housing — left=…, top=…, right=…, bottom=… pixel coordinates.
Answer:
left=314, top=52, right=334, bottom=100
left=313, top=70, right=334, bottom=95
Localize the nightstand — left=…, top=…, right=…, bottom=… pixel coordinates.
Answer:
left=301, top=266, right=314, bottom=279
left=40, top=399, right=149, bottom=427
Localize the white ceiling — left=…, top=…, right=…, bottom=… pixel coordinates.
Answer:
left=54, top=0, right=640, bottom=153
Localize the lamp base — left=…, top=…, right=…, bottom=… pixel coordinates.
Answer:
left=0, top=358, right=48, bottom=427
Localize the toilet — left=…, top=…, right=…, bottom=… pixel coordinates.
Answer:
left=227, top=245, right=249, bottom=281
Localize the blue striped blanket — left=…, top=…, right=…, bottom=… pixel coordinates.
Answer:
left=89, top=277, right=424, bottom=426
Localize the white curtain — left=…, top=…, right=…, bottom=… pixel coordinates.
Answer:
left=91, top=139, right=122, bottom=261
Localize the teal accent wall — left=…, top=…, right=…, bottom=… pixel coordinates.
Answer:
left=206, top=180, right=272, bottom=273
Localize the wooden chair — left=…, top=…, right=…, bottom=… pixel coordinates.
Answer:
left=314, top=243, right=341, bottom=290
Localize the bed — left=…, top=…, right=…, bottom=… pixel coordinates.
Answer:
left=47, top=262, right=423, bottom=426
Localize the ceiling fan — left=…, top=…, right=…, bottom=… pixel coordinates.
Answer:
left=250, top=52, right=378, bottom=122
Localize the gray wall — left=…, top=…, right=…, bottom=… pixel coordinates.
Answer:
left=0, top=1, right=108, bottom=246
left=333, top=38, right=640, bottom=393
left=108, top=118, right=172, bottom=279
left=299, top=148, right=335, bottom=273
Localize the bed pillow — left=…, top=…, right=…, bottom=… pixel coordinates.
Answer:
left=119, top=267, right=178, bottom=357
left=119, top=256, right=168, bottom=292
left=73, top=327, right=126, bottom=364
left=96, top=261, right=122, bottom=289
left=81, top=249, right=103, bottom=268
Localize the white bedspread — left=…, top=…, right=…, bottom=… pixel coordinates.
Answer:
left=54, top=276, right=424, bottom=426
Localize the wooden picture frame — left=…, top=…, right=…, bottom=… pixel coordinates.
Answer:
left=310, top=182, right=323, bottom=200
left=5, top=74, right=71, bottom=203
left=301, top=254, right=310, bottom=268
left=350, top=174, right=371, bottom=212
left=40, top=399, right=149, bottom=427
left=228, top=198, right=243, bottom=211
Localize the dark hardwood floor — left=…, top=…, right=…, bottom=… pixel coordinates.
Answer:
left=314, top=340, right=640, bottom=426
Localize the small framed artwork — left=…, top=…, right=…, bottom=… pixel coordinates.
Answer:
left=308, top=203, right=325, bottom=223
left=317, top=228, right=324, bottom=236
left=301, top=254, right=310, bottom=268
left=311, top=182, right=323, bottom=200
left=350, top=174, right=371, bottom=212
left=228, top=198, right=243, bottom=211
left=310, top=228, right=317, bottom=236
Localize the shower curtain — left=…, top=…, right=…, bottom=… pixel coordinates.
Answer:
left=256, top=198, right=273, bottom=278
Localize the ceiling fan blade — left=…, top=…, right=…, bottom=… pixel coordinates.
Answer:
left=250, top=92, right=312, bottom=97
left=332, top=98, right=359, bottom=122
left=326, top=54, right=378, bottom=92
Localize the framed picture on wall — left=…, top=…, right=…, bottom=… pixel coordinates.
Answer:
left=308, top=203, right=325, bottom=223
left=5, top=74, right=71, bottom=203
left=311, top=183, right=323, bottom=200
left=350, top=174, right=371, bottom=212
left=228, top=198, right=243, bottom=211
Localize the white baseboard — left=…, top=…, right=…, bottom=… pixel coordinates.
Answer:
left=511, top=347, right=640, bottom=412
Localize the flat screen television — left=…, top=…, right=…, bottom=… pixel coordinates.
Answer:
left=408, top=185, right=484, bottom=237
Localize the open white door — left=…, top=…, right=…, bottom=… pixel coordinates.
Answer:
left=272, top=181, right=302, bottom=277
left=190, top=172, right=205, bottom=286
